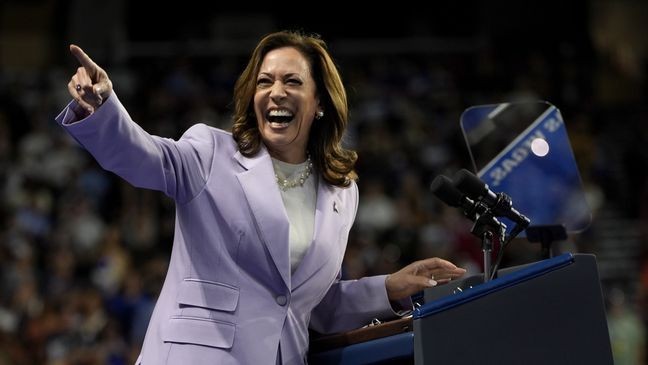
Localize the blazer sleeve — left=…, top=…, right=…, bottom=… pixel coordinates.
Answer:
left=309, top=273, right=399, bottom=334
left=55, top=93, right=215, bottom=204
left=309, top=182, right=401, bottom=334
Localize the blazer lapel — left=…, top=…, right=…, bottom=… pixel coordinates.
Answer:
left=291, top=180, right=343, bottom=290
left=234, top=149, right=291, bottom=289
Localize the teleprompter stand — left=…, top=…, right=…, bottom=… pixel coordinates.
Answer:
left=526, top=224, right=568, bottom=259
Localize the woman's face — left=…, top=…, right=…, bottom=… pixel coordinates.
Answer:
left=254, top=47, right=321, bottom=163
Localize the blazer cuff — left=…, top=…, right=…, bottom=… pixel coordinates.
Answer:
left=55, top=92, right=118, bottom=127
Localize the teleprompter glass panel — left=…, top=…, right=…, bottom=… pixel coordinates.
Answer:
left=460, top=101, right=591, bottom=234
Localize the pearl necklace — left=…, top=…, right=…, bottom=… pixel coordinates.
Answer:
left=275, top=154, right=313, bottom=191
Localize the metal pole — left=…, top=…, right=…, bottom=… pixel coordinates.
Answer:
left=483, top=231, right=493, bottom=283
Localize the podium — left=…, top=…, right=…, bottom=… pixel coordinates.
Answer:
left=308, top=253, right=613, bottom=365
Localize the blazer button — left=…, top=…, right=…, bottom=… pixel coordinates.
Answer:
left=275, top=295, right=288, bottom=306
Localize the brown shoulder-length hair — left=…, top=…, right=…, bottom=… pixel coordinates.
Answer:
left=231, top=30, right=357, bottom=187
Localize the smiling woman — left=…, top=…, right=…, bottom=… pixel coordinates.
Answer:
left=55, top=30, right=466, bottom=365
left=253, top=47, right=321, bottom=163
left=232, top=31, right=357, bottom=188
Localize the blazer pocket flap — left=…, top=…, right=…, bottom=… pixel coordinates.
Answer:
left=163, top=317, right=235, bottom=349
left=178, top=280, right=239, bottom=311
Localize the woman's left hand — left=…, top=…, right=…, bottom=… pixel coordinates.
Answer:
left=385, top=258, right=467, bottom=301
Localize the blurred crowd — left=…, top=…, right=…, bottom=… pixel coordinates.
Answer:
left=1, top=1, right=648, bottom=364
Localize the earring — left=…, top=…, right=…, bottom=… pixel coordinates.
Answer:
left=316, top=111, right=324, bottom=120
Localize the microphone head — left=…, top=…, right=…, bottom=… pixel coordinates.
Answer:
left=453, top=169, right=488, bottom=200
left=430, top=175, right=463, bottom=207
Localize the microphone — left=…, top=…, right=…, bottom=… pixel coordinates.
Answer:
left=453, top=169, right=530, bottom=228
left=430, top=175, right=464, bottom=207
left=430, top=175, right=489, bottom=222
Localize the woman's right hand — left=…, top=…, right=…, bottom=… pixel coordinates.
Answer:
left=67, top=44, right=113, bottom=116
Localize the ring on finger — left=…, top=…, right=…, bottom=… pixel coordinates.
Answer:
left=75, top=84, right=82, bottom=91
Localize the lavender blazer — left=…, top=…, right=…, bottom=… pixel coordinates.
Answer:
left=56, top=94, right=397, bottom=365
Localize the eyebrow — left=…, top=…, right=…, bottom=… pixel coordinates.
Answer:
left=258, top=72, right=302, bottom=78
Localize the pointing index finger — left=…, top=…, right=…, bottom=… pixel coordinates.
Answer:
left=69, top=44, right=97, bottom=74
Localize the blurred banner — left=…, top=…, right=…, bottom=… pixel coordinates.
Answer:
left=460, top=101, right=591, bottom=235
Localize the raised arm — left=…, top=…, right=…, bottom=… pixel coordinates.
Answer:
left=57, top=45, right=215, bottom=204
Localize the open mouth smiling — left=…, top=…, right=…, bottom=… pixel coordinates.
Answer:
left=266, top=109, right=295, bottom=126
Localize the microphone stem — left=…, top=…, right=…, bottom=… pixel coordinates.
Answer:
left=482, top=231, right=493, bottom=283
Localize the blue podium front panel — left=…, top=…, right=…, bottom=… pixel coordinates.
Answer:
left=308, top=254, right=612, bottom=365
left=415, top=253, right=574, bottom=319
left=413, top=253, right=612, bottom=365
